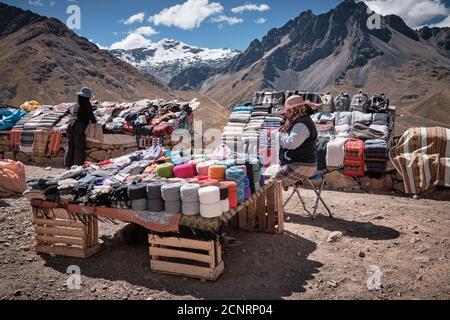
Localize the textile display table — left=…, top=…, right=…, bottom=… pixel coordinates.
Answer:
left=28, top=178, right=284, bottom=281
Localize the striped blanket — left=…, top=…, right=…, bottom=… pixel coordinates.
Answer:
left=390, top=127, right=450, bottom=194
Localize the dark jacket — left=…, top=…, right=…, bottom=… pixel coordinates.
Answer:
left=279, top=115, right=318, bottom=165
left=69, top=96, right=97, bottom=129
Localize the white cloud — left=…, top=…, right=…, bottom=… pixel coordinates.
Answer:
left=428, top=14, right=450, bottom=27
left=110, top=33, right=152, bottom=50
left=132, top=26, right=158, bottom=36
left=363, top=0, right=450, bottom=28
left=254, top=17, right=266, bottom=24
left=121, top=12, right=145, bottom=25
left=149, top=0, right=223, bottom=30
left=231, top=3, right=270, bottom=14
left=211, top=15, right=243, bottom=25
left=109, top=26, right=158, bottom=50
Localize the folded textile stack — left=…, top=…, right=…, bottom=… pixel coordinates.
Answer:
left=253, top=91, right=285, bottom=107
left=365, top=139, right=389, bottom=178
left=351, top=123, right=386, bottom=140
left=344, top=139, right=365, bottom=177
left=326, top=138, right=348, bottom=169
left=222, top=106, right=254, bottom=151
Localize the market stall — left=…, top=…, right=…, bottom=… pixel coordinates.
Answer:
left=1, top=99, right=196, bottom=165
left=222, top=90, right=397, bottom=191
left=26, top=144, right=284, bottom=281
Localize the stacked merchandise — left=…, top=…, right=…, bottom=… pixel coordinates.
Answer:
left=222, top=106, right=253, bottom=152
left=343, top=139, right=365, bottom=177
left=11, top=104, right=71, bottom=155
left=364, top=139, right=388, bottom=178
left=24, top=144, right=263, bottom=222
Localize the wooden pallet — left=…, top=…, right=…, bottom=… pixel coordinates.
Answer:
left=235, top=180, right=284, bottom=234
left=149, top=235, right=224, bottom=281
left=33, top=208, right=100, bottom=259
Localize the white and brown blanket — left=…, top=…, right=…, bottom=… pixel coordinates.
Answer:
left=390, top=127, right=450, bottom=194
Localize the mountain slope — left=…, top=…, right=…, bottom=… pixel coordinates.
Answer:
left=110, top=38, right=239, bottom=85
left=0, top=2, right=175, bottom=106
left=176, top=0, right=450, bottom=132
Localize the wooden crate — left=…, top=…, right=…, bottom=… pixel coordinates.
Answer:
left=235, top=180, right=284, bottom=234
left=33, top=208, right=101, bottom=259
left=149, top=235, right=224, bottom=281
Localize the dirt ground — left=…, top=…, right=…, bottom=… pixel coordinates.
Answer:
left=1, top=165, right=449, bottom=300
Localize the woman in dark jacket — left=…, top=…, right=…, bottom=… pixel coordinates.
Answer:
left=64, top=87, right=97, bottom=167
left=276, top=95, right=319, bottom=190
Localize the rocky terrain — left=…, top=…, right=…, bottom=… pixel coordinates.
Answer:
left=170, top=0, right=450, bottom=133
left=111, top=38, right=239, bottom=85
left=0, top=3, right=174, bottom=107
left=0, top=165, right=449, bottom=300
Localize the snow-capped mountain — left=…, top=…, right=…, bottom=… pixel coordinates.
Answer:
left=110, top=38, right=240, bottom=84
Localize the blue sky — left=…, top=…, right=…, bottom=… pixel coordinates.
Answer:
left=4, top=0, right=450, bottom=51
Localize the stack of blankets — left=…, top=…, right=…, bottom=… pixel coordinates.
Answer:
left=11, top=104, right=71, bottom=155
left=365, top=139, right=388, bottom=178
left=310, top=110, right=391, bottom=174
left=222, top=106, right=253, bottom=152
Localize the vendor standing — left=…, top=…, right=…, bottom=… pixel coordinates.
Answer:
left=64, top=87, right=97, bottom=168
left=276, top=95, right=319, bottom=190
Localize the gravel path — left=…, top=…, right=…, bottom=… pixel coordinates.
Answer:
left=0, top=165, right=449, bottom=300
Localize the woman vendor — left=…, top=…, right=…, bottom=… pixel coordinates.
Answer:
left=64, top=87, right=97, bottom=168
left=276, top=95, right=319, bottom=190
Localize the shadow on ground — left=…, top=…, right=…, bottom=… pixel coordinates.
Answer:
left=286, top=213, right=400, bottom=241
left=41, top=230, right=322, bottom=300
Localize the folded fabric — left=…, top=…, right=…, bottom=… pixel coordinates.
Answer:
left=335, top=124, right=351, bottom=137
left=326, top=138, right=348, bottom=169
left=233, top=106, right=253, bottom=112
left=317, top=137, right=330, bottom=171
left=369, top=124, right=389, bottom=140
left=351, top=123, right=385, bottom=140
left=335, top=112, right=352, bottom=126
left=352, top=111, right=373, bottom=126
left=372, top=113, right=389, bottom=126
